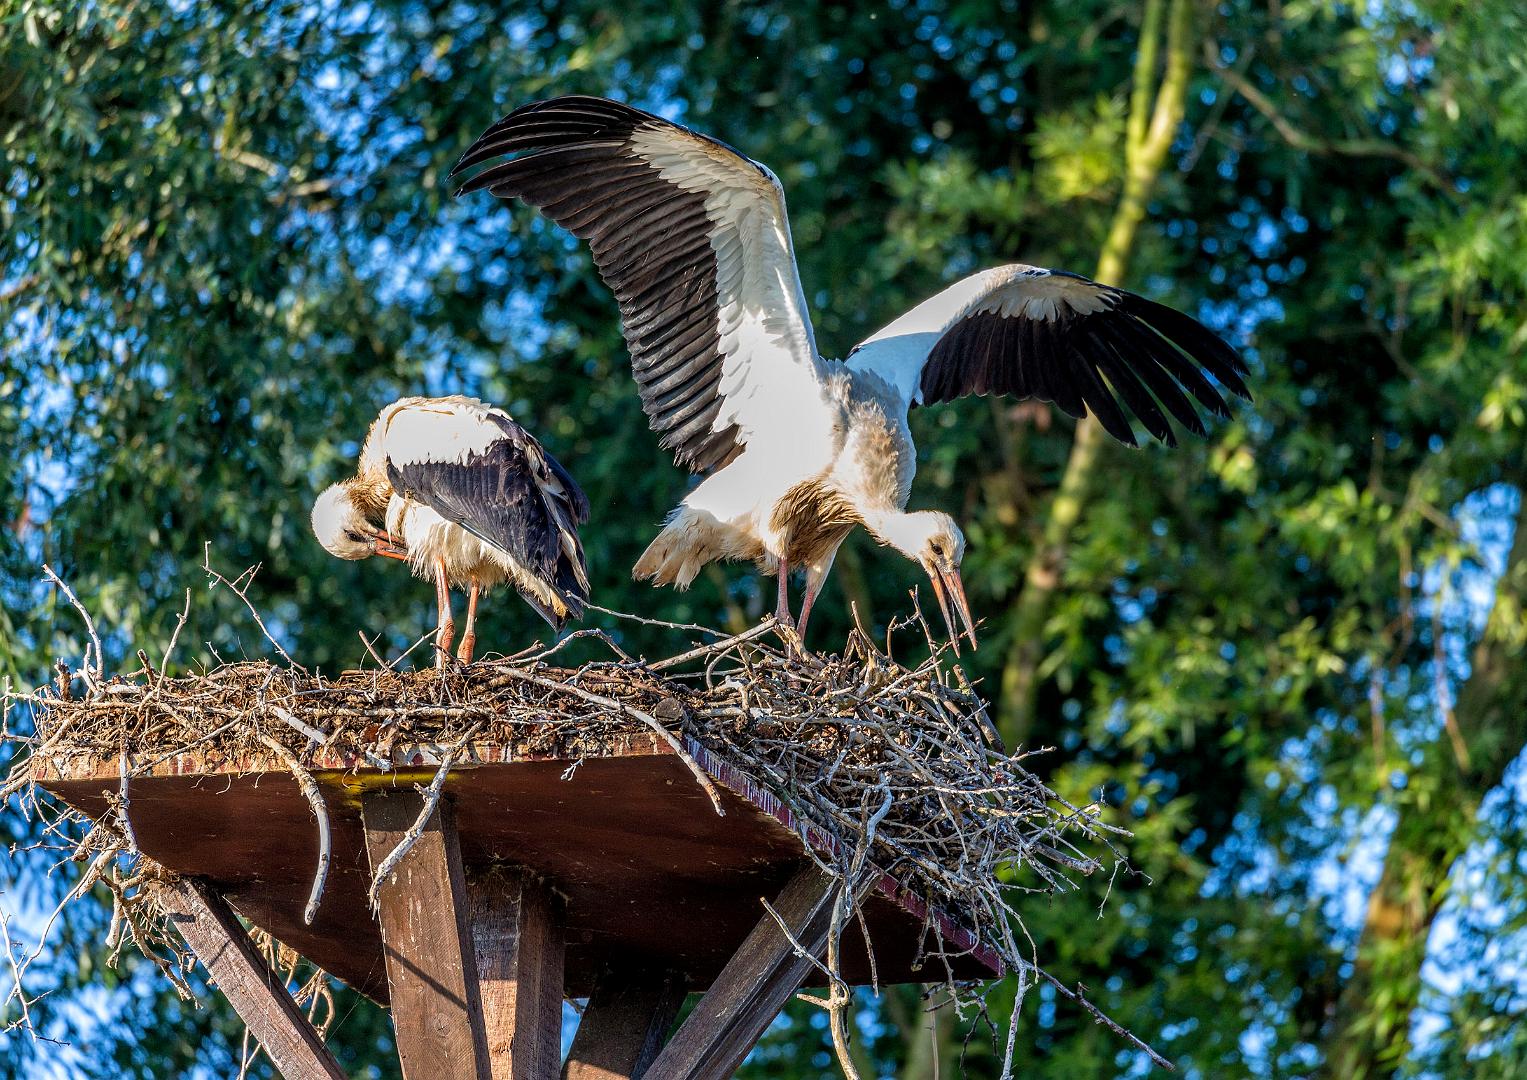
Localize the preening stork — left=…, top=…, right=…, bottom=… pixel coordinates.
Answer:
left=311, top=396, right=590, bottom=665
left=452, top=97, right=1251, bottom=648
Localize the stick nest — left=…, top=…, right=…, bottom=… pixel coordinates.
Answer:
left=7, top=607, right=1153, bottom=1074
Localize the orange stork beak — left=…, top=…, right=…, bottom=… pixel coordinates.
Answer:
left=371, top=529, right=409, bottom=562
left=926, top=559, right=977, bottom=655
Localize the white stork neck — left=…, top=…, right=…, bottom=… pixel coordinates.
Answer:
left=860, top=507, right=933, bottom=560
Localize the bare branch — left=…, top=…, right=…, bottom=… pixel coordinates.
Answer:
left=41, top=565, right=103, bottom=683
left=256, top=735, right=331, bottom=925
left=1204, top=38, right=1452, bottom=188
left=201, top=545, right=305, bottom=672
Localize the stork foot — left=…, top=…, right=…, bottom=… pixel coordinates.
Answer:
left=435, top=617, right=456, bottom=669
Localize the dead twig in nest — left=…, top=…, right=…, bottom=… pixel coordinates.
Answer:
left=41, top=565, right=103, bottom=687
left=366, top=725, right=479, bottom=910
left=256, top=734, right=331, bottom=926
left=201, top=543, right=304, bottom=672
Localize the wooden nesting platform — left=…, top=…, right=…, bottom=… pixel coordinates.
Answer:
left=36, top=732, right=999, bottom=1079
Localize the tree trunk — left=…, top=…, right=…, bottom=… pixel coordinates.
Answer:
left=1320, top=486, right=1527, bottom=1076
left=999, top=0, right=1200, bottom=747
left=892, top=987, right=958, bottom=1080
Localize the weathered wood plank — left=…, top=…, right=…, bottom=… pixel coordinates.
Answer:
left=362, top=791, right=492, bottom=1080
left=563, top=970, right=685, bottom=1080
left=470, top=867, right=566, bottom=1080
left=644, top=864, right=838, bottom=1080
left=40, top=749, right=1001, bottom=1000
left=157, top=877, right=348, bottom=1080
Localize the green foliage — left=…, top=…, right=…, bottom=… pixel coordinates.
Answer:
left=4, top=0, right=1527, bottom=1077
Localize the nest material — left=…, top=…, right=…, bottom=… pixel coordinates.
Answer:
left=7, top=615, right=1158, bottom=1074
left=28, top=627, right=1110, bottom=924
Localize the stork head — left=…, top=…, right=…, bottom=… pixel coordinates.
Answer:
left=871, top=510, right=977, bottom=652
left=311, top=484, right=406, bottom=561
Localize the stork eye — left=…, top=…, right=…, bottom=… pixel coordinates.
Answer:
left=346, top=529, right=367, bottom=542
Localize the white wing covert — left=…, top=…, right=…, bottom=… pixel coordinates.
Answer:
left=852, top=265, right=1251, bottom=447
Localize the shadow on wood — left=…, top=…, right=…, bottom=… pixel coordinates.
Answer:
left=363, top=791, right=492, bottom=1080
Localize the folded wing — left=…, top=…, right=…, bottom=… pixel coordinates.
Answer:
left=452, top=96, right=826, bottom=472
left=853, top=265, right=1252, bottom=447
left=382, top=399, right=591, bottom=625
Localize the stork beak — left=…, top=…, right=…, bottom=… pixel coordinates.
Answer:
left=926, top=560, right=977, bottom=654
left=371, top=529, right=409, bottom=561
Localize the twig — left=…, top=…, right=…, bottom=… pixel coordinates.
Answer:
left=645, top=619, right=781, bottom=673
left=496, top=667, right=725, bottom=816
left=118, top=751, right=138, bottom=853
left=1008, top=949, right=1177, bottom=1071
left=358, top=632, right=390, bottom=670
left=201, top=544, right=305, bottom=672
left=256, top=735, right=331, bottom=925
left=366, top=734, right=473, bottom=910
left=1, top=912, right=36, bottom=1036
left=525, top=627, right=637, bottom=665
left=42, top=565, right=104, bottom=683
left=156, top=590, right=192, bottom=688
left=586, top=601, right=734, bottom=638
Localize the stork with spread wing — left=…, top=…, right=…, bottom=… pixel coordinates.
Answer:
left=453, top=97, right=1250, bottom=648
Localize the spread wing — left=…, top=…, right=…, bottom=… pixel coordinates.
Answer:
left=382, top=398, right=591, bottom=625
left=851, top=265, right=1252, bottom=447
left=451, top=96, right=827, bottom=473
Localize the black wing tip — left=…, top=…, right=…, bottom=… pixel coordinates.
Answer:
left=449, top=95, right=660, bottom=182
left=1108, top=422, right=1141, bottom=449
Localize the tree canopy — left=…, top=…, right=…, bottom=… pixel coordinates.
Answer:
left=3, top=0, right=1526, bottom=1076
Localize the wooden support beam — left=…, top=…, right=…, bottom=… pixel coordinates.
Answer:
left=644, top=864, right=839, bottom=1080
left=362, top=791, right=492, bottom=1080
left=564, top=970, right=685, bottom=1080
left=157, top=877, right=347, bottom=1080
left=470, top=867, right=567, bottom=1080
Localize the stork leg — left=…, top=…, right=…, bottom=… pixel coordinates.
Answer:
left=796, top=549, right=839, bottom=642
left=432, top=557, right=455, bottom=669
left=457, top=579, right=480, bottom=664
left=775, top=558, right=793, bottom=628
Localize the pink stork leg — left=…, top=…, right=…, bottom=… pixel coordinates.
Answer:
left=795, top=546, right=840, bottom=644
left=457, top=579, right=480, bottom=664
left=775, top=558, right=793, bottom=628
left=432, top=556, right=455, bottom=669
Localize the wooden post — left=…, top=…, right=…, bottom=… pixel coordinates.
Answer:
left=563, top=971, right=685, bottom=1080
left=362, top=791, right=492, bottom=1080
left=644, top=864, right=839, bottom=1080
left=157, top=877, right=347, bottom=1080
left=470, top=867, right=567, bottom=1080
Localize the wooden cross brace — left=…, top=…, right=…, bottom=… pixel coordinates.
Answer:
left=162, top=787, right=842, bottom=1080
